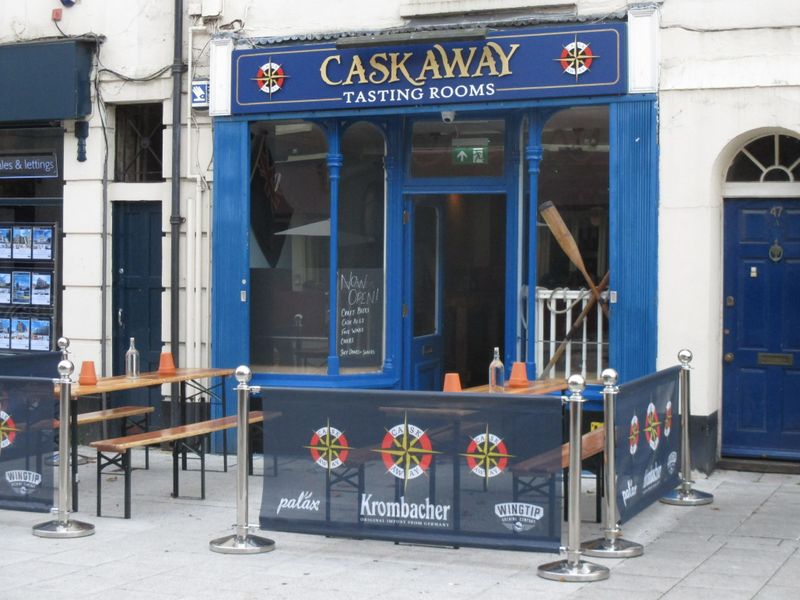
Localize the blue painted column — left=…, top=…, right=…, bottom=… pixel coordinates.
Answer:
left=327, top=122, right=342, bottom=375
left=382, top=124, right=400, bottom=376
left=211, top=119, right=250, bottom=372
left=609, top=98, right=659, bottom=381
left=504, top=115, right=522, bottom=371
left=524, top=112, right=546, bottom=379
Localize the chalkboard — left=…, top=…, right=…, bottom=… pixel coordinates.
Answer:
left=337, top=268, right=382, bottom=368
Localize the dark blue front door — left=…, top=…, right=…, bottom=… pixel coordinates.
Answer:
left=722, top=199, right=800, bottom=459
left=404, top=198, right=444, bottom=390
left=112, top=202, right=163, bottom=424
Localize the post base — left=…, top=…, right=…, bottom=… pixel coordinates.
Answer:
left=209, top=533, right=276, bottom=555
left=32, top=519, right=95, bottom=539
left=581, top=536, right=644, bottom=558
left=537, top=558, right=610, bottom=582
left=660, top=487, right=714, bottom=506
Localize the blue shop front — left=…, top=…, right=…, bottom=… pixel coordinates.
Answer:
left=211, top=21, right=658, bottom=399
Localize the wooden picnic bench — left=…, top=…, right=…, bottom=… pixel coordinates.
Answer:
left=511, top=427, right=606, bottom=527
left=90, top=410, right=272, bottom=519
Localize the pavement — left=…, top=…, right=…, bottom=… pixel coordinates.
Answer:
left=2, top=448, right=800, bottom=600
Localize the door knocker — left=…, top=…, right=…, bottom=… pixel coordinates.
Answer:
left=769, top=240, right=783, bottom=263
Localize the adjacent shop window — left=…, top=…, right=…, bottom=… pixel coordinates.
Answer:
left=249, top=121, right=330, bottom=373
left=538, top=106, right=609, bottom=288
left=726, top=134, right=800, bottom=182
left=114, top=104, right=165, bottom=182
left=410, top=119, right=504, bottom=178
left=531, top=106, right=610, bottom=378
left=338, top=122, right=386, bottom=372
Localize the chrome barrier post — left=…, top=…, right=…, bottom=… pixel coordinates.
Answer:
left=661, top=349, right=714, bottom=506
left=582, top=369, right=643, bottom=558
left=210, top=365, right=275, bottom=554
left=539, top=374, right=609, bottom=582
left=33, top=360, right=95, bottom=538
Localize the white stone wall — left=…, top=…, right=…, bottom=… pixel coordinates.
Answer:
left=657, top=0, right=800, bottom=420
left=2, top=0, right=799, bottom=434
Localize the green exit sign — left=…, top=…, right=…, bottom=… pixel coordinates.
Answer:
left=452, top=146, right=488, bottom=165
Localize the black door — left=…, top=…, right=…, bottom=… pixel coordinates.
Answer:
left=112, top=202, right=162, bottom=423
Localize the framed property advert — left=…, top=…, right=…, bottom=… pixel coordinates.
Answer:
left=12, top=227, right=32, bottom=259
left=32, top=226, right=53, bottom=260
left=0, top=227, right=11, bottom=259
left=0, top=317, right=10, bottom=349
left=10, top=317, right=30, bottom=350
left=30, top=272, right=52, bottom=306
left=30, top=318, right=51, bottom=351
left=0, top=272, right=10, bottom=304
left=11, top=271, right=31, bottom=304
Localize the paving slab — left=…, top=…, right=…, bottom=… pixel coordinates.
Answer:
left=2, top=449, right=800, bottom=599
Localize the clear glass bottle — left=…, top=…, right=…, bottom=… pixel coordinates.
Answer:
left=125, top=337, right=140, bottom=379
left=488, top=346, right=505, bottom=393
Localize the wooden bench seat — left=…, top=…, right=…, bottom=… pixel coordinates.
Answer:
left=511, top=427, right=606, bottom=525
left=90, top=411, right=272, bottom=518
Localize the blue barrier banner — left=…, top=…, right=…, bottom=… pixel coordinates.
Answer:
left=0, top=376, right=55, bottom=512
left=0, top=352, right=59, bottom=378
left=259, top=389, right=563, bottom=552
left=615, top=366, right=681, bottom=523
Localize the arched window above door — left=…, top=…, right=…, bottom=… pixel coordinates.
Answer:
left=726, top=134, right=800, bottom=183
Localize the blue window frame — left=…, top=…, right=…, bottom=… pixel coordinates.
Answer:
left=211, top=95, right=658, bottom=404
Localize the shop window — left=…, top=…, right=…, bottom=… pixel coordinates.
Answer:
left=249, top=120, right=329, bottom=373
left=410, top=119, right=504, bottom=178
left=537, top=106, right=609, bottom=288
left=726, top=134, right=800, bottom=182
left=114, top=104, right=165, bottom=183
left=531, top=106, right=610, bottom=377
left=338, top=122, right=386, bottom=373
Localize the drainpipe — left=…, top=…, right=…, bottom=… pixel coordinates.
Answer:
left=170, top=0, right=184, bottom=426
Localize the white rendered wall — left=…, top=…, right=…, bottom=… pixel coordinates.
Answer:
left=657, top=0, right=800, bottom=420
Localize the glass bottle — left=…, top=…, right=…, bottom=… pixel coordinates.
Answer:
left=125, top=337, right=140, bottom=379
left=488, top=346, right=505, bottom=393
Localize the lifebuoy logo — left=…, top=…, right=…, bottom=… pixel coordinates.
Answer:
left=254, top=60, right=287, bottom=97
left=645, top=402, right=661, bottom=451
left=494, top=502, right=544, bottom=532
left=461, top=426, right=513, bottom=482
left=375, top=414, right=440, bottom=487
left=664, top=401, right=673, bottom=438
left=629, top=414, right=640, bottom=455
left=0, top=410, right=17, bottom=452
left=556, top=35, right=597, bottom=81
left=305, top=420, right=351, bottom=472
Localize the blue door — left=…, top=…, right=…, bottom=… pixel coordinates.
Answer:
left=112, top=202, right=163, bottom=424
left=722, top=199, right=800, bottom=459
left=404, top=198, right=445, bottom=390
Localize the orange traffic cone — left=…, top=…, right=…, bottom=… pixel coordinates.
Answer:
left=78, top=360, right=98, bottom=386
left=158, top=351, right=176, bottom=375
left=442, top=372, right=462, bottom=392
left=507, top=362, right=529, bottom=388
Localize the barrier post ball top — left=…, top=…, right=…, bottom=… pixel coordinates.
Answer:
left=567, top=373, right=585, bottom=394
left=57, top=337, right=69, bottom=351
left=57, top=360, right=74, bottom=379
left=601, top=368, right=618, bottom=389
left=678, top=349, right=693, bottom=367
left=235, top=365, right=252, bottom=385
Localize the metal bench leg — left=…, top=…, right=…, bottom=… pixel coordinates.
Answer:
left=71, top=406, right=79, bottom=512
left=123, top=451, right=132, bottom=519
left=172, top=442, right=180, bottom=498
left=96, top=451, right=102, bottom=517
left=200, top=439, right=206, bottom=500
left=144, top=413, right=150, bottom=470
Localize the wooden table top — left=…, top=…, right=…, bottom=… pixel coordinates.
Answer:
left=72, top=367, right=235, bottom=397
left=464, top=378, right=567, bottom=396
